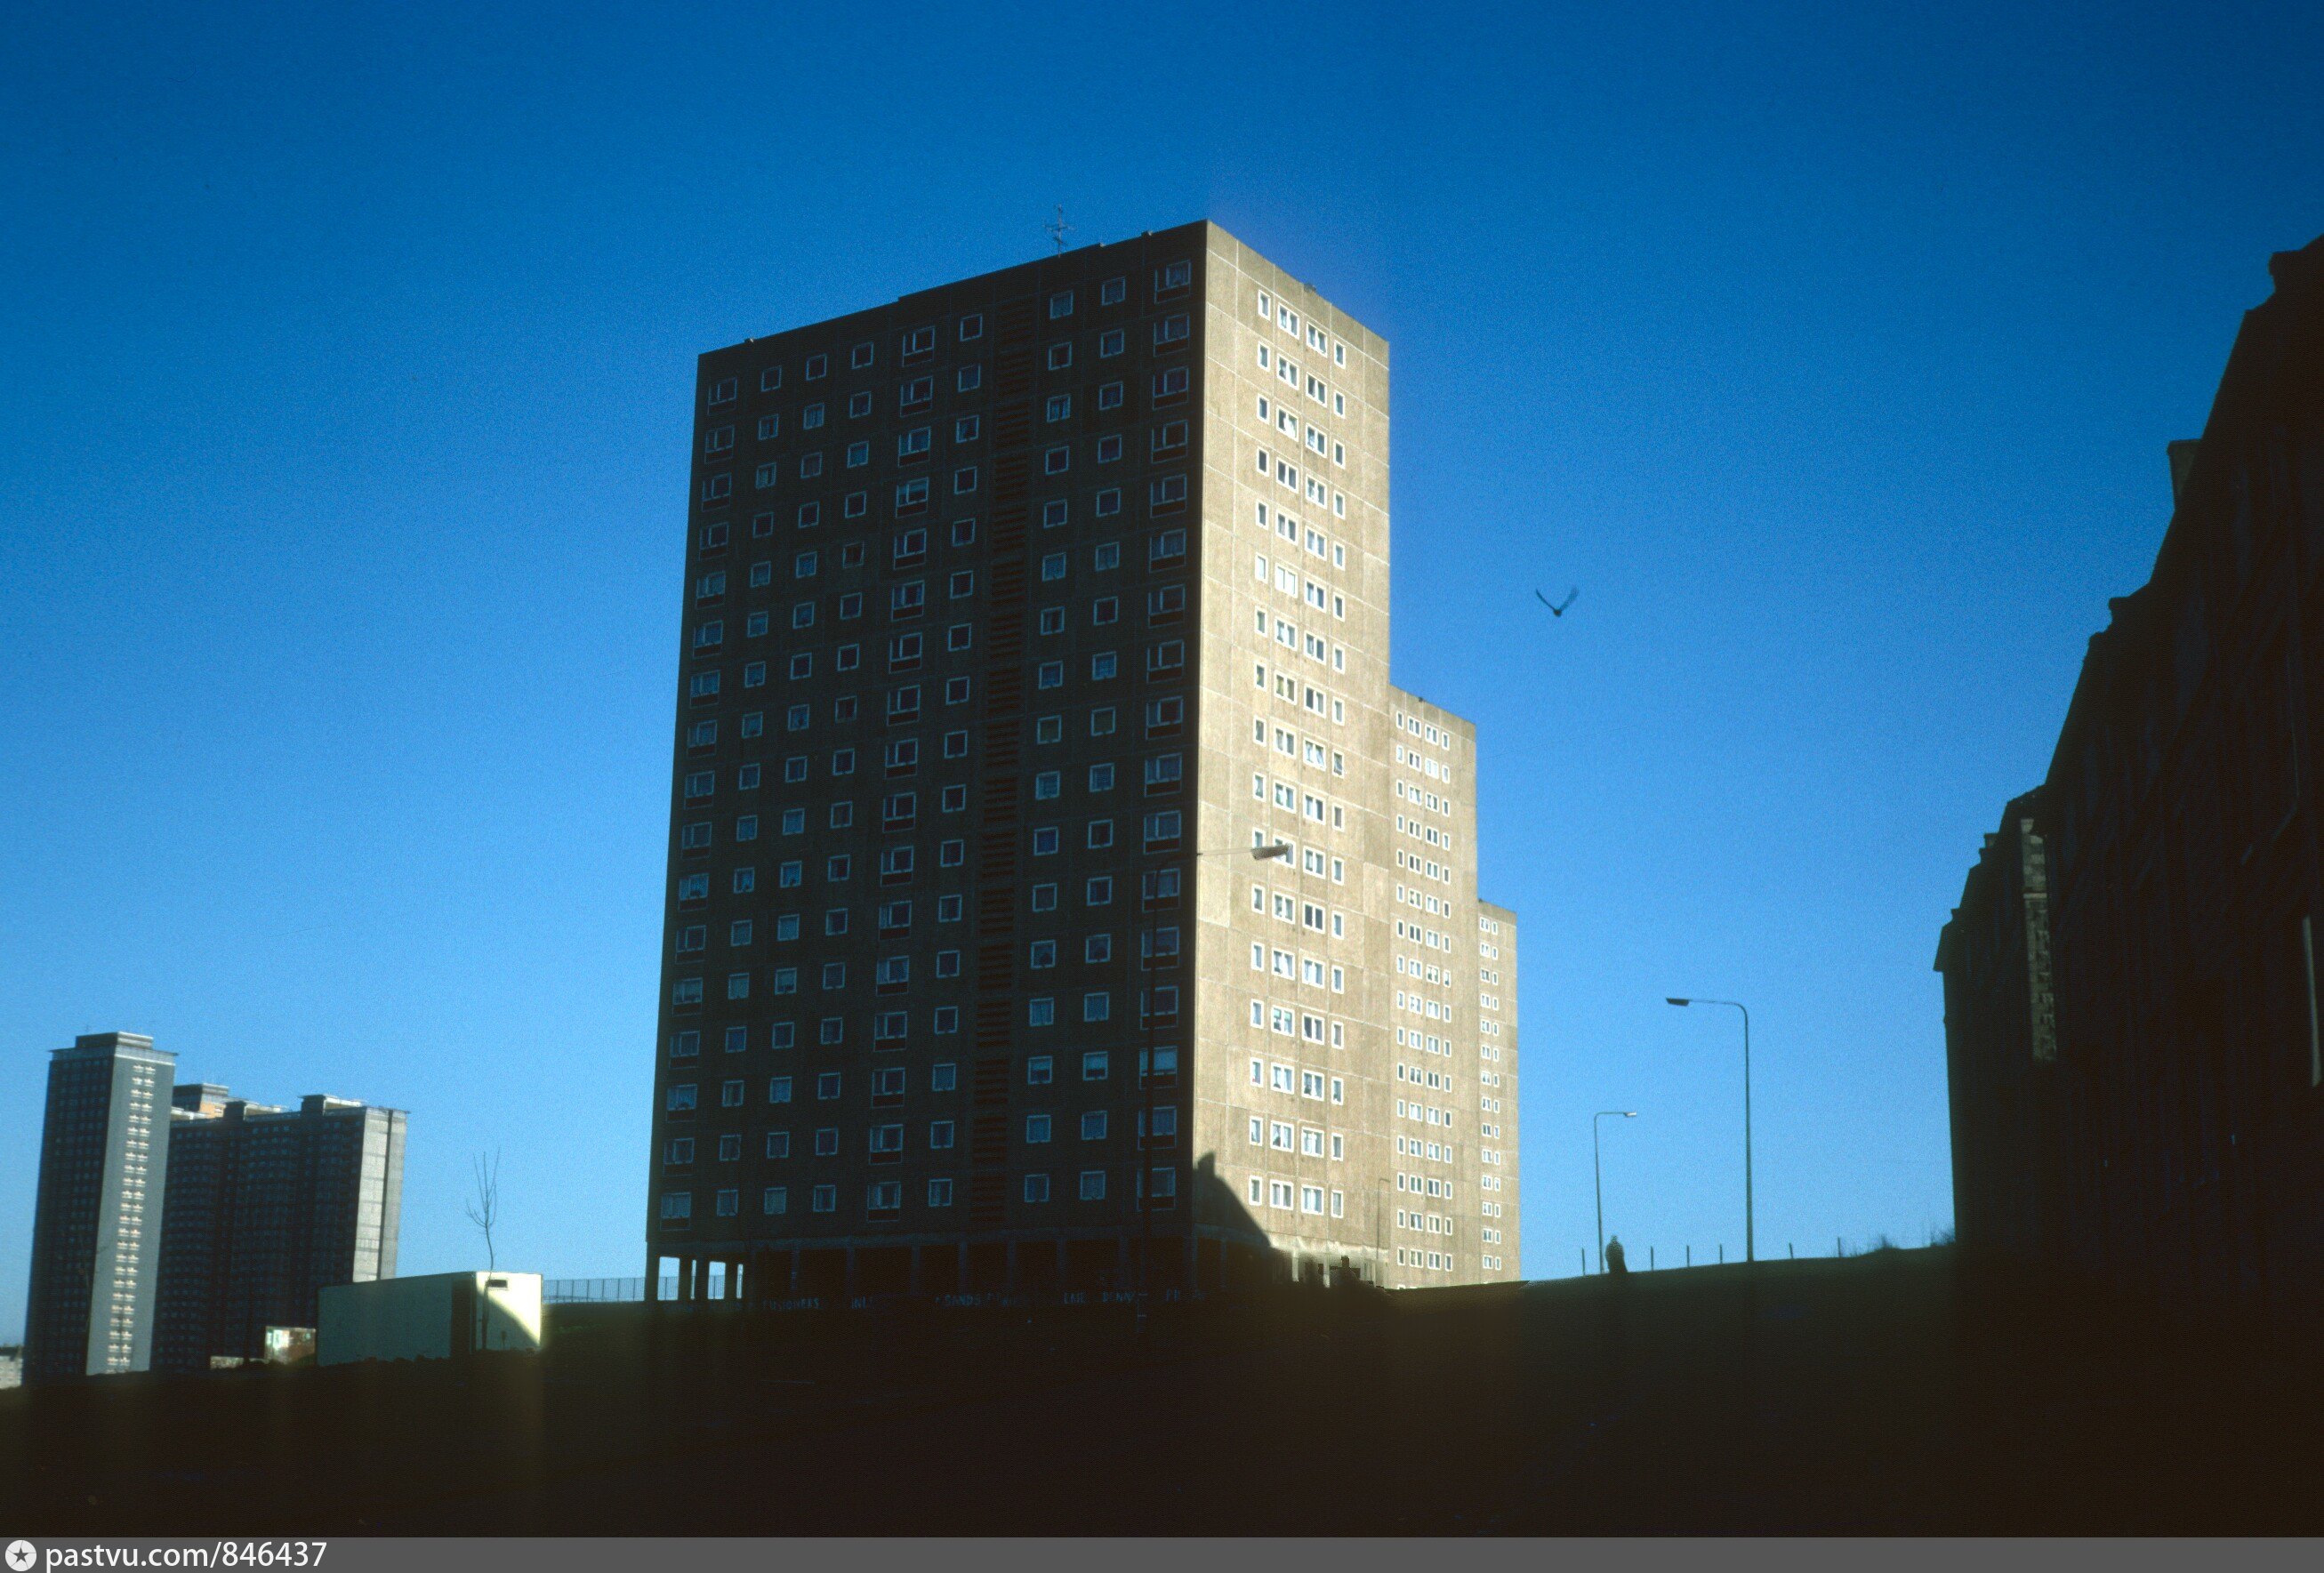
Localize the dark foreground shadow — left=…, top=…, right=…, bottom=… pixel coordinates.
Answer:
left=4, top=1247, right=2320, bottom=1534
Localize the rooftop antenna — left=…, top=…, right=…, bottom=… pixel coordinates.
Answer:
left=1044, top=205, right=1073, bottom=255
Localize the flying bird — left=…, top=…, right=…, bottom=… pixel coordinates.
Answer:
left=1536, top=587, right=1579, bottom=617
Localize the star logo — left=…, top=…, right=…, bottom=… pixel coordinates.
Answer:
left=6, top=1539, right=36, bottom=1572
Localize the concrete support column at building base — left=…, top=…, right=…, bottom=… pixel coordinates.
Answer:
left=652, top=1224, right=1358, bottom=1309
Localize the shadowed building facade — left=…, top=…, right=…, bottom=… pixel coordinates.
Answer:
left=152, top=1087, right=407, bottom=1371
left=1942, top=234, right=2324, bottom=1317
left=645, top=221, right=1521, bottom=1302
left=1935, top=788, right=2061, bottom=1260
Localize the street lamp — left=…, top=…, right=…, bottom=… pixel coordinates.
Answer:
left=1134, top=838, right=1291, bottom=1325
left=1374, top=1175, right=1388, bottom=1287
left=1593, top=1110, right=1637, bottom=1273
left=1667, top=997, right=1753, bottom=1264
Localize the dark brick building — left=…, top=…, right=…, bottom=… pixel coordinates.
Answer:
left=1935, top=789, right=2062, bottom=1260
left=1942, top=235, right=2324, bottom=1316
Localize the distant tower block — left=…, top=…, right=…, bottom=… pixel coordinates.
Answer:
left=24, top=1033, right=175, bottom=1381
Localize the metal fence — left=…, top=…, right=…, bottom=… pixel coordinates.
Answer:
left=1572, top=1228, right=1957, bottom=1277
left=544, top=1276, right=678, bottom=1304
left=541, top=1280, right=1194, bottom=1309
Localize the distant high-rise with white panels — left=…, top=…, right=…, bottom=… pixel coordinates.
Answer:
left=24, top=1032, right=173, bottom=1381
left=645, top=221, right=1521, bottom=1301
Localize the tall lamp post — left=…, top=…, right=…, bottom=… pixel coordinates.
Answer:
left=1136, top=837, right=1291, bottom=1327
left=1374, top=1176, right=1388, bottom=1287
left=1593, top=1110, right=1637, bottom=1273
left=1666, top=996, right=1752, bottom=1263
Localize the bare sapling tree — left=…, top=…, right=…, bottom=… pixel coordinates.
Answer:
left=465, top=1150, right=502, bottom=1271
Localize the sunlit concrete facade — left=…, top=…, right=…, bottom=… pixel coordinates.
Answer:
left=645, top=221, right=1520, bottom=1301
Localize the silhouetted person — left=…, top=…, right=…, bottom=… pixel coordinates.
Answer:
left=1604, top=1236, right=1628, bottom=1276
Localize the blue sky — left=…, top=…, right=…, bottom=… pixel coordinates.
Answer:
left=4, top=1, right=2320, bottom=1328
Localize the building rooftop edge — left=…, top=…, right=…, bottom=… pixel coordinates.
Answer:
left=700, top=216, right=1387, bottom=364
left=55, top=1031, right=167, bottom=1059
left=703, top=218, right=1218, bottom=359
